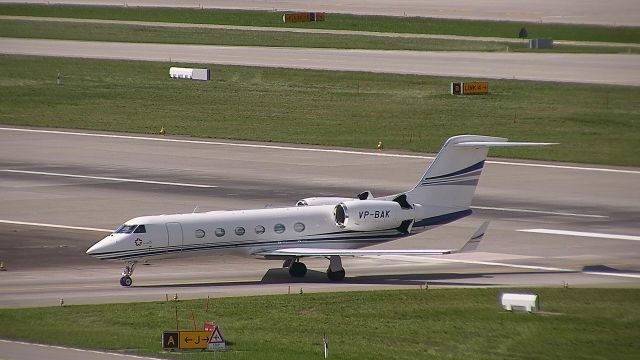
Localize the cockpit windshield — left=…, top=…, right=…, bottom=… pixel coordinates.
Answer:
left=115, top=224, right=138, bottom=234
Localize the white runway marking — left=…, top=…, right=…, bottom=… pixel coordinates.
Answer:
left=0, top=219, right=112, bottom=233
left=0, top=339, right=165, bottom=359
left=518, top=229, right=640, bottom=241
left=378, top=255, right=640, bottom=279
left=471, top=206, right=607, bottom=219
left=2, top=127, right=639, bottom=175
left=1, top=169, right=217, bottom=188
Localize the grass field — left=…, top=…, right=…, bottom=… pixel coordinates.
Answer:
left=1, top=19, right=635, bottom=54
left=1, top=55, right=638, bottom=166
left=1, top=4, right=639, bottom=44
left=0, top=288, right=639, bottom=359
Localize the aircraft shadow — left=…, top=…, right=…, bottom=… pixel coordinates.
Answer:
left=135, top=268, right=576, bottom=289
left=582, top=264, right=640, bottom=274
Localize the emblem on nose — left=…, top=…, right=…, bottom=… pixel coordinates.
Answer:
left=135, top=238, right=143, bottom=246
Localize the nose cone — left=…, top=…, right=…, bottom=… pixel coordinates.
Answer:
left=86, top=235, right=114, bottom=257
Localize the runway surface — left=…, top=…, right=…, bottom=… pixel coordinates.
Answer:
left=2, top=0, right=638, bottom=26
left=0, top=126, right=639, bottom=309
left=2, top=38, right=639, bottom=86
left=0, top=340, right=163, bottom=360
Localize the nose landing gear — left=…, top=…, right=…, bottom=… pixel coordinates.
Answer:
left=119, top=261, right=137, bottom=287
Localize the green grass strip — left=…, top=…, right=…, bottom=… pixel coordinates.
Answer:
left=1, top=55, right=639, bottom=166
left=1, top=4, right=639, bottom=43
left=0, top=19, right=635, bottom=54
left=1, top=288, right=639, bottom=359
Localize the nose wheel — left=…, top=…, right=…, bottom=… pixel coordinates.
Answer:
left=119, top=261, right=137, bottom=287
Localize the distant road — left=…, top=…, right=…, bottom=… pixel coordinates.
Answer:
left=0, top=0, right=640, bottom=26
left=1, top=0, right=638, bottom=26
left=1, top=37, right=639, bottom=86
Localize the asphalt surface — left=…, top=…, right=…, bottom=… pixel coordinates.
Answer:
left=0, top=340, right=163, bottom=360
left=2, top=0, right=638, bottom=26
left=0, top=126, right=638, bottom=310
left=2, top=38, right=639, bottom=86
left=4, top=15, right=639, bottom=50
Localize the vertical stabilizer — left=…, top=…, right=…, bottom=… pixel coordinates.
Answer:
left=405, top=135, right=552, bottom=221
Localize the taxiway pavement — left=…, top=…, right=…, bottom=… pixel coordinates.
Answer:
left=2, top=0, right=638, bottom=26
left=1, top=38, right=639, bottom=86
left=0, top=126, right=638, bottom=308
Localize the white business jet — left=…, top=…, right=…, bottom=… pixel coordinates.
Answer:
left=87, top=135, right=551, bottom=286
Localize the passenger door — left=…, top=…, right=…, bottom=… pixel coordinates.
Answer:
left=166, top=222, right=183, bottom=254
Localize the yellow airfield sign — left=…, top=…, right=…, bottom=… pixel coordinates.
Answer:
left=179, top=331, right=211, bottom=349
left=450, top=81, right=489, bottom=95
left=463, top=81, right=489, bottom=94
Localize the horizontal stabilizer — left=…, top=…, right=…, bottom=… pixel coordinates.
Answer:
left=454, top=141, right=557, bottom=148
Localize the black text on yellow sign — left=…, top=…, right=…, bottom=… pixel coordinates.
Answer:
left=462, top=81, right=489, bottom=95
left=163, top=331, right=212, bottom=350
left=179, top=331, right=211, bottom=349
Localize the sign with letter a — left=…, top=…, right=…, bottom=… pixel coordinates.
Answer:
left=162, top=332, right=179, bottom=350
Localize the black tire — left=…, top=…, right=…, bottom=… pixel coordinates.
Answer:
left=327, top=269, right=346, bottom=281
left=288, top=262, right=307, bottom=277
left=120, top=276, right=133, bottom=287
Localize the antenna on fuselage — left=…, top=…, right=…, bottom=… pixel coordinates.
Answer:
left=192, top=206, right=199, bottom=213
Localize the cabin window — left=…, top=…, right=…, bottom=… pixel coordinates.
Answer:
left=294, top=222, right=305, bottom=233
left=255, top=225, right=265, bottom=234
left=115, top=224, right=137, bottom=234
left=235, top=227, right=245, bottom=236
left=215, top=228, right=225, bottom=237
left=274, top=223, right=286, bottom=234
left=195, top=229, right=205, bottom=238
left=133, top=225, right=146, bottom=233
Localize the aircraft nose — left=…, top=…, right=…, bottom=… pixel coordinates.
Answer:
left=86, top=237, right=111, bottom=256
left=86, top=242, right=101, bottom=256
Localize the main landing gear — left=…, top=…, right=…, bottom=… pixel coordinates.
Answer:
left=119, top=261, right=137, bottom=287
left=283, top=256, right=346, bottom=281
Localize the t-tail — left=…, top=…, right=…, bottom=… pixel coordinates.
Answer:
left=401, top=135, right=553, bottom=228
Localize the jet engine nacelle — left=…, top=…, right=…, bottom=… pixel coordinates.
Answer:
left=296, top=197, right=357, bottom=206
left=334, top=200, right=414, bottom=231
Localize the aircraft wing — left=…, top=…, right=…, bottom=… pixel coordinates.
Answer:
left=255, top=221, right=489, bottom=258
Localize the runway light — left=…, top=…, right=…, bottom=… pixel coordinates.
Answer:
left=377, top=141, right=384, bottom=150
left=60, top=298, right=64, bottom=306
left=0, top=261, right=5, bottom=271
left=299, top=288, right=304, bottom=295
left=160, top=127, right=166, bottom=136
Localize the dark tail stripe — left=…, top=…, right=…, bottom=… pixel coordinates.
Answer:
left=422, top=160, right=485, bottom=182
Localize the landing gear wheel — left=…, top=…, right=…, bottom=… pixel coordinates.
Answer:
left=327, top=269, right=346, bottom=281
left=289, top=261, right=307, bottom=277
left=120, top=276, right=133, bottom=287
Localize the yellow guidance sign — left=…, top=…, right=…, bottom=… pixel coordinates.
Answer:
left=179, top=331, right=211, bottom=350
left=462, top=81, right=489, bottom=95
left=451, top=81, right=489, bottom=95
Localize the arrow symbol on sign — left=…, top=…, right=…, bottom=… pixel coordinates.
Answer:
left=185, top=337, right=192, bottom=343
